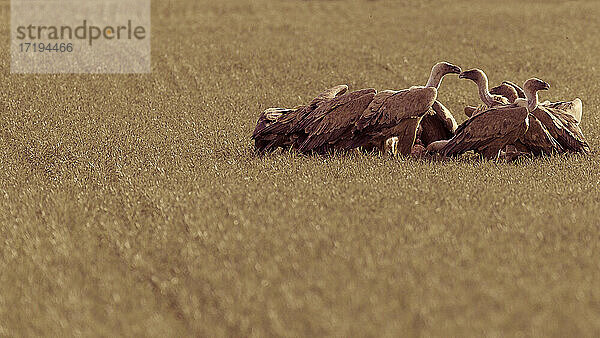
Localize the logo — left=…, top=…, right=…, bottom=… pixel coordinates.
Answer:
left=11, top=0, right=151, bottom=73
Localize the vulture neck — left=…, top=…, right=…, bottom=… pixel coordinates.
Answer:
left=425, top=67, right=446, bottom=89
left=523, top=86, right=539, bottom=112
left=475, top=75, right=495, bottom=106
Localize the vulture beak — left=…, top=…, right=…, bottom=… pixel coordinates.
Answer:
left=542, top=81, right=550, bottom=90
left=458, top=72, right=467, bottom=79
left=451, top=65, right=462, bottom=74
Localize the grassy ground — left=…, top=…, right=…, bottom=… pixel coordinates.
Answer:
left=1, top=0, right=600, bottom=336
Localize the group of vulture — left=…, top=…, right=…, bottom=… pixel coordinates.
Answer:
left=252, top=62, right=589, bottom=160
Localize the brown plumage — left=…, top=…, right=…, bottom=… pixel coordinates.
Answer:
left=531, top=105, right=589, bottom=153
left=461, top=69, right=510, bottom=118
left=489, top=83, right=519, bottom=103
left=503, top=78, right=569, bottom=157
left=442, top=106, right=530, bottom=159
left=252, top=107, right=300, bottom=153
left=351, top=87, right=438, bottom=155
left=515, top=78, right=589, bottom=154
left=515, top=115, right=563, bottom=156
left=540, top=99, right=582, bottom=125
left=505, top=78, right=563, bottom=157
left=502, top=81, right=526, bottom=99
left=418, top=100, right=458, bottom=146
left=426, top=78, right=564, bottom=159
left=252, top=85, right=348, bottom=153
left=501, top=80, right=583, bottom=125
left=296, top=89, right=376, bottom=154
left=298, top=62, right=461, bottom=155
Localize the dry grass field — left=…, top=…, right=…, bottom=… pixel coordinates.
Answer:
left=1, top=0, right=600, bottom=336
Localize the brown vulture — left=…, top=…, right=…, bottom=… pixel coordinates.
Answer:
left=442, top=78, right=564, bottom=159
left=251, top=85, right=348, bottom=154
left=460, top=69, right=513, bottom=118
left=297, top=62, right=462, bottom=155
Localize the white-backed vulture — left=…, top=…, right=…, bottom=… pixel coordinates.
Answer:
left=251, top=85, right=348, bottom=153
left=359, top=62, right=461, bottom=155
left=298, top=62, right=461, bottom=155
left=442, top=78, right=563, bottom=159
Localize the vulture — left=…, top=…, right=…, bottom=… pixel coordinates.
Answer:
left=501, top=80, right=526, bottom=99
left=251, top=84, right=348, bottom=154
left=523, top=86, right=589, bottom=154
left=463, top=82, right=520, bottom=118
left=297, top=62, right=462, bottom=155
left=295, top=88, right=377, bottom=154
left=460, top=69, right=512, bottom=118
left=416, top=100, right=459, bottom=148
left=294, top=62, right=461, bottom=155
left=441, top=78, right=564, bottom=159
left=503, top=80, right=583, bottom=125
left=489, top=83, right=519, bottom=103
left=511, top=79, right=564, bottom=156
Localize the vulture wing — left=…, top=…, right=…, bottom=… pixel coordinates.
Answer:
left=541, top=98, right=582, bottom=125
left=419, top=100, right=458, bottom=145
left=502, top=81, right=526, bottom=99
left=516, top=115, right=563, bottom=155
left=355, top=87, right=436, bottom=132
left=253, top=107, right=300, bottom=153
left=256, top=85, right=349, bottom=148
left=253, top=107, right=297, bottom=139
left=442, top=106, right=529, bottom=159
left=298, top=91, right=376, bottom=154
left=352, top=87, right=436, bottom=155
left=291, top=88, right=376, bottom=135
left=531, top=106, right=589, bottom=154
left=312, top=84, right=350, bottom=105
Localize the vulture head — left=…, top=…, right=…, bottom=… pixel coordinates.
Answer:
left=490, top=83, right=519, bottom=103
left=459, top=69, right=505, bottom=107
left=435, top=62, right=462, bottom=75
left=523, top=78, right=550, bottom=92
left=426, top=62, right=461, bottom=88
left=458, top=69, right=487, bottom=83
left=518, top=78, right=550, bottom=112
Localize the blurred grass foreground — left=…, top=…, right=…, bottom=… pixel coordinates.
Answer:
left=1, top=0, right=600, bottom=336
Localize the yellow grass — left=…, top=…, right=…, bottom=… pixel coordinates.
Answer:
left=1, top=0, right=600, bottom=336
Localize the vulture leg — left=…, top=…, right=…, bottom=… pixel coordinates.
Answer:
left=385, top=137, right=399, bottom=155
left=411, top=144, right=426, bottom=158
left=501, top=145, right=528, bottom=162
